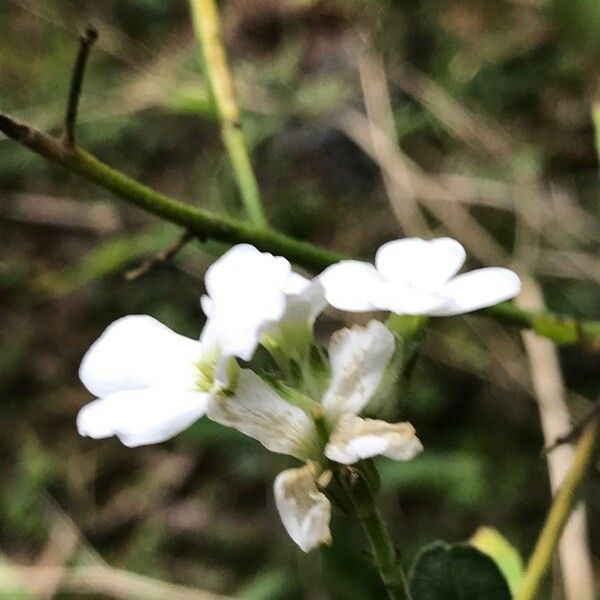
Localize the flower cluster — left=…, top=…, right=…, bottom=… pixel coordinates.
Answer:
left=77, top=239, right=520, bottom=552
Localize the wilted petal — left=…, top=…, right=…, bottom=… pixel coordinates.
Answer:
left=375, top=237, right=466, bottom=288
left=207, top=370, right=317, bottom=459
left=325, top=414, right=423, bottom=464
left=431, top=267, right=521, bottom=316
left=79, top=315, right=203, bottom=398
left=322, top=320, right=395, bottom=419
left=319, top=261, right=385, bottom=312
left=77, top=388, right=209, bottom=447
left=201, top=244, right=290, bottom=360
left=274, top=464, right=332, bottom=553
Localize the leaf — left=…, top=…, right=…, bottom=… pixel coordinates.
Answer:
left=409, top=542, right=512, bottom=600
left=471, top=527, right=524, bottom=596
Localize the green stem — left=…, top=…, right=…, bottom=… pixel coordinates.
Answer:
left=343, top=470, right=411, bottom=600
left=591, top=101, right=600, bottom=166
left=189, top=0, right=267, bottom=227
left=515, top=420, right=599, bottom=600
left=0, top=110, right=599, bottom=346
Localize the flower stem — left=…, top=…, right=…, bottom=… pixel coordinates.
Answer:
left=189, top=0, right=267, bottom=227
left=342, top=470, right=411, bottom=600
left=515, top=419, right=599, bottom=600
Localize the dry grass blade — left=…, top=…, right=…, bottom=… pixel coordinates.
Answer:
left=2, top=565, right=234, bottom=600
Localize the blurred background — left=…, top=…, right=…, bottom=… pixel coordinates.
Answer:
left=0, top=0, right=599, bottom=598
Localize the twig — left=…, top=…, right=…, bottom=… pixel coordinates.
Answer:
left=546, top=404, right=600, bottom=452
left=0, top=110, right=334, bottom=270
left=125, top=231, right=193, bottom=280
left=515, top=419, right=599, bottom=600
left=1, top=110, right=599, bottom=345
left=189, top=0, right=267, bottom=227
left=62, top=26, right=98, bottom=148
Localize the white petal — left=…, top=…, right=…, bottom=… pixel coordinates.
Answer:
left=370, top=284, right=449, bottom=315
left=284, top=272, right=311, bottom=295
left=77, top=388, right=209, bottom=447
left=325, top=414, right=423, bottom=465
left=200, top=295, right=214, bottom=318
left=79, top=315, right=203, bottom=398
left=281, top=277, right=327, bottom=325
left=319, top=261, right=385, bottom=312
left=206, top=370, right=317, bottom=459
left=375, top=237, right=466, bottom=288
left=201, top=244, right=290, bottom=360
left=274, top=464, right=332, bottom=553
left=431, top=267, right=521, bottom=316
left=322, top=320, right=395, bottom=419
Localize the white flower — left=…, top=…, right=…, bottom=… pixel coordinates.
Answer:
left=200, top=244, right=291, bottom=362
left=200, top=244, right=326, bottom=364
left=77, top=244, right=326, bottom=448
left=319, top=237, right=521, bottom=316
left=77, top=315, right=215, bottom=447
left=208, top=320, right=422, bottom=552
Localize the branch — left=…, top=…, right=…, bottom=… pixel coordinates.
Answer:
left=1, top=109, right=599, bottom=346
left=62, top=26, right=97, bottom=148
left=515, top=418, right=599, bottom=600
left=189, top=0, right=267, bottom=226
left=0, top=111, right=336, bottom=271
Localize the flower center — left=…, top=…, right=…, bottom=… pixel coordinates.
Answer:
left=194, top=351, right=218, bottom=392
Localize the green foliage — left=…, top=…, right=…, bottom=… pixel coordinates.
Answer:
left=471, top=527, right=524, bottom=597
left=409, top=542, right=512, bottom=600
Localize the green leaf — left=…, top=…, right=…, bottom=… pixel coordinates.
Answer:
left=409, top=542, right=512, bottom=600
left=471, top=527, right=524, bottom=596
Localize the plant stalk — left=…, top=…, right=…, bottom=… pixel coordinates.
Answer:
left=343, top=470, right=411, bottom=600
left=516, top=419, right=599, bottom=600
left=0, top=110, right=599, bottom=345
left=189, top=0, right=267, bottom=227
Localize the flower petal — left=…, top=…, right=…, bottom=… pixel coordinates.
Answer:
left=284, top=272, right=311, bottom=295
left=319, top=261, right=385, bottom=312
left=325, top=414, right=423, bottom=464
left=274, top=464, right=332, bottom=552
left=79, top=315, right=203, bottom=398
left=431, top=267, right=521, bottom=316
left=370, top=284, right=449, bottom=315
left=201, top=244, right=290, bottom=360
left=322, top=320, right=395, bottom=419
left=281, top=277, right=327, bottom=325
left=207, top=369, right=317, bottom=459
left=77, top=388, right=209, bottom=447
left=375, top=237, right=466, bottom=288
